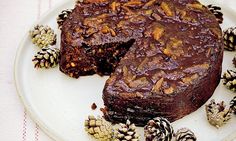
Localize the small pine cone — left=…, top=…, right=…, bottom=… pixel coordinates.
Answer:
left=205, top=99, right=232, bottom=128
left=175, top=128, right=196, bottom=141
left=57, top=9, right=72, bottom=29
left=222, top=70, right=236, bottom=92
left=32, top=47, right=60, bottom=69
left=207, top=4, right=223, bottom=24
left=76, top=0, right=82, bottom=4
left=29, top=25, right=57, bottom=48
left=223, top=27, right=236, bottom=51
left=114, top=120, right=140, bottom=141
left=233, top=56, right=236, bottom=67
left=230, top=96, right=236, bottom=114
left=84, top=115, right=113, bottom=141
left=144, top=117, right=174, bottom=141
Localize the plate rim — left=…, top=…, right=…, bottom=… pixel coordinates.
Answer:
left=14, top=0, right=73, bottom=140
left=14, top=1, right=236, bottom=141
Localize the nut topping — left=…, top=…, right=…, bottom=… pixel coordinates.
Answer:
left=151, top=13, right=162, bottom=21
left=129, top=77, right=149, bottom=88
left=110, top=28, right=116, bottom=37
left=123, top=0, right=143, bottom=8
left=106, top=75, right=117, bottom=85
left=97, top=13, right=109, bottom=19
left=177, top=9, right=196, bottom=22
left=117, top=21, right=126, bottom=28
left=84, top=0, right=107, bottom=3
left=152, top=71, right=166, bottom=83
left=121, top=6, right=134, bottom=14
left=145, top=10, right=153, bottom=16
left=181, top=74, right=198, bottom=84
left=83, top=18, right=102, bottom=27
left=65, top=32, right=73, bottom=44
left=119, top=92, right=143, bottom=98
left=75, top=27, right=83, bottom=33
left=111, top=2, right=116, bottom=11
left=206, top=48, right=212, bottom=57
left=152, top=77, right=164, bottom=93
left=70, top=62, right=76, bottom=67
left=153, top=27, right=164, bottom=41
left=123, top=66, right=136, bottom=83
left=184, top=63, right=210, bottom=74
left=164, top=86, right=174, bottom=94
left=130, top=15, right=146, bottom=23
left=101, top=25, right=110, bottom=34
left=178, top=9, right=186, bottom=19
left=111, top=2, right=120, bottom=12
left=86, top=27, right=98, bottom=37
left=163, top=38, right=183, bottom=59
left=187, top=3, right=203, bottom=10
left=143, top=0, right=156, bottom=8
left=160, top=2, right=173, bottom=17
left=123, top=66, right=129, bottom=77
left=101, top=25, right=116, bottom=36
left=137, top=58, right=149, bottom=71
left=83, top=14, right=108, bottom=27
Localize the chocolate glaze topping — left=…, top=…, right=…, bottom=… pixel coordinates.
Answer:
left=60, top=0, right=223, bottom=125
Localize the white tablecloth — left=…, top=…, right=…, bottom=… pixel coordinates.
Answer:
left=0, top=0, right=235, bottom=140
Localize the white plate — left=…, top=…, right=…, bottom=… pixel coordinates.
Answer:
left=14, top=0, right=236, bottom=141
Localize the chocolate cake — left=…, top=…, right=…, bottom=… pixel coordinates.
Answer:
left=59, top=0, right=223, bottom=126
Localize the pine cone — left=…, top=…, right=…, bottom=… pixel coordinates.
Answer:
left=84, top=115, right=113, bottom=141
left=222, top=70, right=236, bottom=92
left=205, top=99, right=232, bottom=128
left=57, top=9, right=72, bottom=29
left=175, top=128, right=196, bottom=141
left=233, top=56, right=236, bottom=67
left=32, top=47, right=60, bottom=69
left=230, top=96, right=236, bottom=114
left=144, top=117, right=174, bottom=141
left=207, top=4, right=223, bottom=24
left=114, top=120, right=140, bottom=141
left=76, top=0, right=82, bottom=4
left=29, top=25, right=57, bottom=48
left=223, top=27, right=236, bottom=51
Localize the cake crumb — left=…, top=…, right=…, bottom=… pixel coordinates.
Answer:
left=91, top=103, right=97, bottom=110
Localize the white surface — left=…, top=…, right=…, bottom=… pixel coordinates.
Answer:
left=0, top=0, right=235, bottom=141
left=0, top=0, right=64, bottom=141
left=14, top=0, right=236, bottom=141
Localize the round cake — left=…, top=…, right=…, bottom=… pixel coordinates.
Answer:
left=59, top=0, right=223, bottom=126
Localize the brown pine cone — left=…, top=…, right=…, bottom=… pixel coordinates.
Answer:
left=207, top=4, right=223, bottom=24
left=223, top=27, right=236, bottom=51
left=205, top=99, right=232, bottom=128
left=144, top=117, right=174, bottom=141
left=222, top=70, right=236, bottom=92
left=233, top=56, right=236, bottom=67
left=57, top=9, right=72, bottom=29
left=32, top=47, right=60, bottom=69
left=29, top=25, right=56, bottom=48
left=114, top=120, right=140, bottom=141
left=230, top=96, right=236, bottom=114
left=84, top=115, right=113, bottom=141
left=175, top=128, right=196, bottom=141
